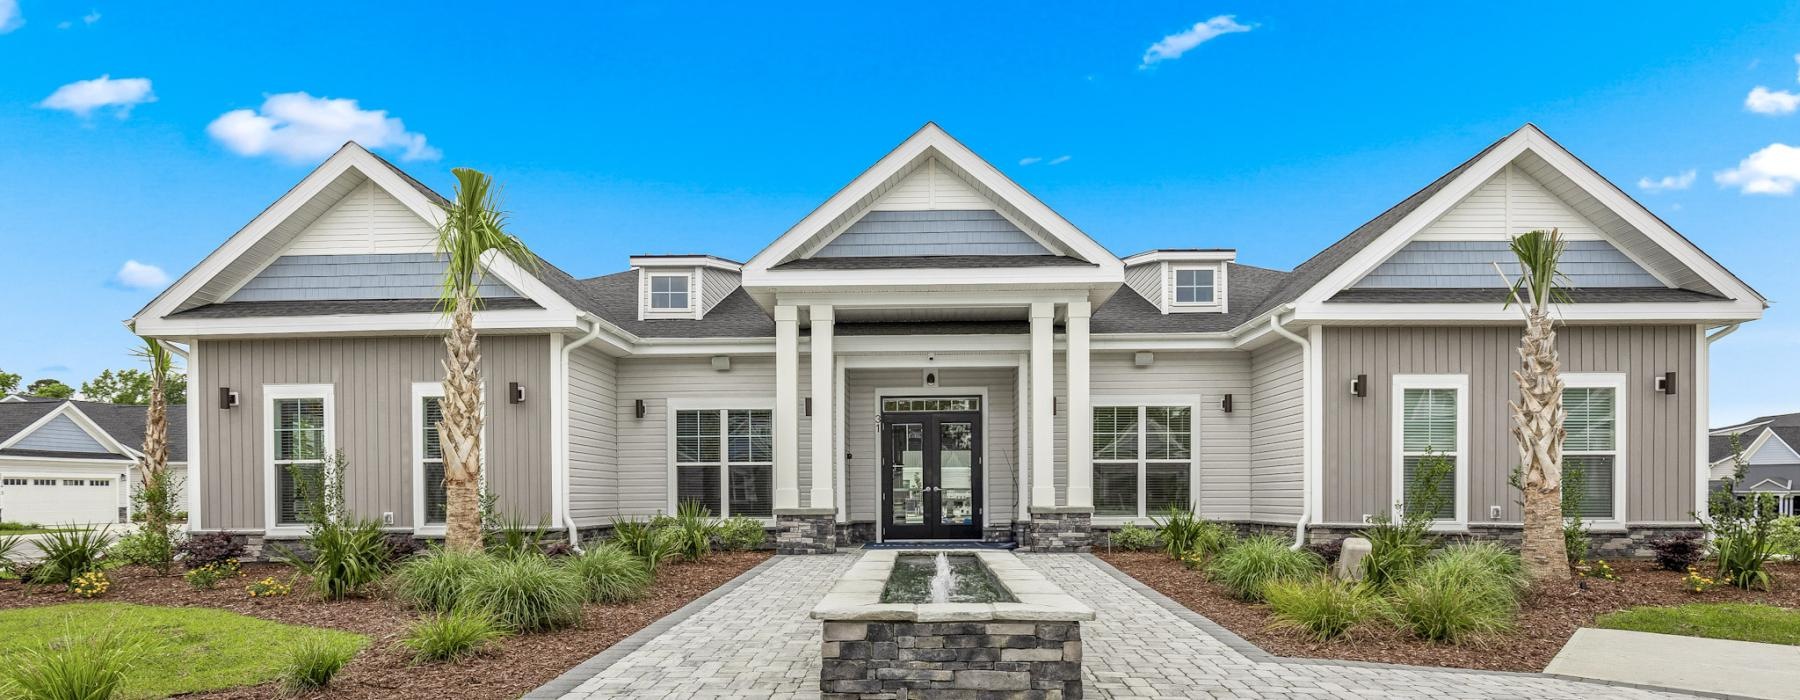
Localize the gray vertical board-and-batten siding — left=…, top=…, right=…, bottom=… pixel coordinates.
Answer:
left=568, top=345, right=619, bottom=527
left=1319, top=325, right=1697, bottom=525
left=228, top=254, right=521, bottom=303
left=12, top=415, right=114, bottom=454
left=196, top=335, right=553, bottom=531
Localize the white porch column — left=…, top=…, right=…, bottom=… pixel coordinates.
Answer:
left=1030, top=302, right=1057, bottom=507
left=808, top=305, right=835, bottom=510
left=774, top=304, right=800, bottom=510
left=1066, top=300, right=1093, bottom=509
left=1016, top=352, right=1032, bottom=520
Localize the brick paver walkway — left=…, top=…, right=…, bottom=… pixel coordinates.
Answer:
left=546, top=553, right=1688, bottom=699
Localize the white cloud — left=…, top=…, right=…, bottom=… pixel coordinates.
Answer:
left=1715, top=143, right=1800, bottom=195
left=0, top=0, right=23, bottom=34
left=56, top=20, right=69, bottom=29
left=84, top=10, right=99, bottom=25
left=1141, top=15, right=1251, bottom=67
left=1049, top=155, right=1071, bottom=165
left=114, top=260, right=168, bottom=290
left=1745, top=86, right=1800, bottom=115
left=1018, top=157, right=1042, bottom=166
left=39, top=75, right=156, bottom=118
left=1637, top=170, right=1695, bottom=193
left=207, top=92, right=440, bottom=163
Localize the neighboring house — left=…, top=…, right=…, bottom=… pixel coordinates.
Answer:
left=1709, top=413, right=1800, bottom=514
left=128, top=123, right=1764, bottom=557
left=0, top=398, right=187, bottom=525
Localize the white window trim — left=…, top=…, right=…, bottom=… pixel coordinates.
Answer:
left=646, top=271, right=694, bottom=313
left=665, top=397, right=776, bottom=522
left=411, top=382, right=448, bottom=536
left=1091, top=396, right=1201, bottom=525
left=1562, top=372, right=1628, bottom=528
left=1390, top=374, right=1469, bottom=530
left=263, top=383, right=334, bottom=536
left=1168, top=263, right=1227, bottom=313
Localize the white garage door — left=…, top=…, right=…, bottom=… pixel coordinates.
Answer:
left=1, top=476, right=120, bottom=526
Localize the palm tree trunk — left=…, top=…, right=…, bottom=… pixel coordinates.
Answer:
left=141, top=366, right=168, bottom=531
left=441, top=294, right=485, bottom=552
left=1512, top=306, right=1570, bottom=581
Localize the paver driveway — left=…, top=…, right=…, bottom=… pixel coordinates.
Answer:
left=538, top=552, right=1689, bottom=699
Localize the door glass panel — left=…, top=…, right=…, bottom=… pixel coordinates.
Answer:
left=938, top=422, right=974, bottom=527
left=889, top=423, right=926, bottom=525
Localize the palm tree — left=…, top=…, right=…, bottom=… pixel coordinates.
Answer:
left=436, top=168, right=538, bottom=552
left=1504, top=228, right=1572, bottom=582
left=136, top=337, right=176, bottom=573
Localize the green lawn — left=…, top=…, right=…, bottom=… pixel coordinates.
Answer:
left=1596, top=603, right=1800, bottom=646
left=0, top=603, right=367, bottom=699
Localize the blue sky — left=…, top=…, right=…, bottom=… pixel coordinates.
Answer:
left=2, top=2, right=1798, bottom=423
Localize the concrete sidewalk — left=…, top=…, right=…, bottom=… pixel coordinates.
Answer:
left=1547, top=628, right=1800, bottom=699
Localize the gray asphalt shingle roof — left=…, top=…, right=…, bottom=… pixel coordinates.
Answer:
left=1091, top=263, right=1290, bottom=334
left=0, top=399, right=187, bottom=462
left=1712, top=413, right=1800, bottom=465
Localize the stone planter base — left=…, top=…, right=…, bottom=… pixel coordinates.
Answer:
left=1019, top=509, right=1092, bottom=553
left=777, top=509, right=838, bottom=555
left=821, top=620, right=1082, bottom=699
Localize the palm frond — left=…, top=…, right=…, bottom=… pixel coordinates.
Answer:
left=436, top=168, right=539, bottom=313
left=1503, top=228, right=1574, bottom=309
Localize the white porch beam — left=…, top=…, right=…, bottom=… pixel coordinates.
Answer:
left=1066, top=300, right=1093, bottom=509
left=1030, top=302, right=1057, bottom=507
left=809, top=305, right=836, bottom=511
left=774, top=305, right=800, bottom=510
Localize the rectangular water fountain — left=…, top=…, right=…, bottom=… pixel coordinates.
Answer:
left=810, top=549, right=1093, bottom=699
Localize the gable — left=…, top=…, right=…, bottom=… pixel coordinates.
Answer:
left=10, top=414, right=114, bottom=455
left=1750, top=430, right=1800, bottom=465
left=1353, top=240, right=1661, bottom=289
left=1418, top=164, right=1603, bottom=238
left=227, top=253, right=521, bottom=303
left=284, top=179, right=439, bottom=255
left=814, top=210, right=1050, bottom=258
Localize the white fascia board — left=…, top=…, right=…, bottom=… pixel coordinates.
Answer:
left=744, top=267, right=1121, bottom=294
left=629, top=255, right=743, bottom=272
left=134, top=308, right=583, bottom=339
left=1090, top=334, right=1236, bottom=351
left=1291, top=300, right=1763, bottom=324
left=1711, top=421, right=1771, bottom=436
left=1120, top=250, right=1236, bottom=265
left=0, top=456, right=135, bottom=468
left=1716, top=429, right=1772, bottom=468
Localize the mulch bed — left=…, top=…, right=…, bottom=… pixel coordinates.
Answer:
left=1097, top=550, right=1800, bottom=672
left=0, top=551, right=770, bottom=699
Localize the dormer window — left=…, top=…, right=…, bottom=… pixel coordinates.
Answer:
left=649, top=273, right=691, bottom=310
left=1173, top=267, right=1216, bottom=305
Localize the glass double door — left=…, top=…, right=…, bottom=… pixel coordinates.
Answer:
left=881, top=411, right=982, bottom=540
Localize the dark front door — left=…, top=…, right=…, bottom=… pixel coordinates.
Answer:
left=881, top=408, right=982, bottom=540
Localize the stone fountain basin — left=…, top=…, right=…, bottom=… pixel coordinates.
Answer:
left=809, top=549, right=1094, bottom=623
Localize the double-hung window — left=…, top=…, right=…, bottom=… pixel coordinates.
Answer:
left=1392, top=375, right=1466, bottom=523
left=413, top=384, right=449, bottom=528
left=1562, top=374, right=1624, bottom=522
left=649, top=273, right=690, bottom=311
left=674, top=406, right=773, bottom=518
left=1172, top=267, right=1216, bottom=305
left=267, top=385, right=333, bottom=529
left=1092, top=403, right=1195, bottom=519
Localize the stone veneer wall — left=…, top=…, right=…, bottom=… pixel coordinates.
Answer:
left=778, top=511, right=838, bottom=555
left=1018, top=510, right=1092, bottom=553
left=820, top=620, right=1081, bottom=699
left=1089, top=521, right=1702, bottom=560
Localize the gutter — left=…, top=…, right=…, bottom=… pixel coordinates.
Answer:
left=558, top=316, right=605, bottom=550
left=1266, top=306, right=1314, bottom=549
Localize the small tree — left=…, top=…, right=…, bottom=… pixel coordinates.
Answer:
left=0, top=369, right=19, bottom=395
left=133, top=338, right=178, bottom=574
left=1502, top=228, right=1572, bottom=582
left=27, top=379, right=74, bottom=399
left=1706, top=433, right=1781, bottom=589
left=82, top=364, right=188, bottom=406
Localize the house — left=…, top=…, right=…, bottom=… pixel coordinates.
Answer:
left=128, top=123, right=1764, bottom=556
left=1709, top=413, right=1800, bottom=514
left=0, top=398, right=187, bottom=525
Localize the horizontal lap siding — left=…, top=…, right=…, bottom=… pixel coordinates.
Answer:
left=1320, top=326, right=1696, bottom=525
left=197, top=335, right=552, bottom=531
left=1089, top=352, right=1252, bottom=519
left=613, top=356, right=797, bottom=516
left=1250, top=344, right=1304, bottom=522
left=568, top=346, right=617, bottom=526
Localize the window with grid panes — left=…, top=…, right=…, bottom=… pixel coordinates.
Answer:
left=1400, top=387, right=1459, bottom=520
left=675, top=409, right=772, bottom=517
left=1092, top=404, right=1193, bottom=518
left=274, top=397, right=326, bottom=526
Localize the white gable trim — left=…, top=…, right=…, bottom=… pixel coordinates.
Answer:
left=1745, top=478, right=1793, bottom=492
left=1290, top=126, right=1765, bottom=316
left=1713, top=428, right=1771, bottom=469
left=0, top=403, right=139, bottom=458
left=743, top=124, right=1121, bottom=276
left=1755, top=429, right=1800, bottom=465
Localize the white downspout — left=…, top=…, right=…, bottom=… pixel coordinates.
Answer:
left=1697, top=322, right=1742, bottom=521
left=560, top=317, right=605, bottom=550
left=1268, top=308, right=1313, bottom=549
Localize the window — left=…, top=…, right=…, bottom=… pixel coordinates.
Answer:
left=674, top=408, right=772, bottom=518
left=649, top=273, right=690, bottom=310
left=33, top=478, right=54, bottom=486
left=1393, top=376, right=1467, bottom=523
left=2, top=478, right=24, bottom=486
left=1173, top=267, right=1217, bottom=305
left=1563, top=375, right=1624, bottom=521
left=420, top=395, right=447, bottom=525
left=882, top=397, right=980, bottom=413
left=266, top=387, right=332, bottom=529
left=62, top=479, right=84, bottom=486
left=89, top=479, right=110, bottom=487
left=1092, top=404, right=1194, bottom=519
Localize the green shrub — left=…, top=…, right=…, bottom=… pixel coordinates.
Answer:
left=609, top=517, right=657, bottom=560
left=1771, top=516, right=1800, bottom=558
left=460, top=556, right=585, bottom=633
left=1390, top=552, right=1518, bottom=643
left=668, top=501, right=717, bottom=562
left=2, top=628, right=138, bottom=700
left=184, top=560, right=241, bottom=590
left=391, top=548, right=491, bottom=612
left=1428, top=542, right=1526, bottom=593
left=1264, top=577, right=1380, bottom=641
left=1110, top=524, right=1159, bottom=551
left=402, top=609, right=506, bottom=663
left=641, top=528, right=684, bottom=572
left=278, top=638, right=355, bottom=694
left=1703, top=432, right=1781, bottom=589
left=716, top=517, right=767, bottom=552
left=1152, top=508, right=1233, bottom=561
left=565, top=544, right=652, bottom=604
left=293, top=518, right=390, bottom=600
left=109, top=529, right=174, bottom=569
left=33, top=526, right=114, bottom=585
left=485, top=513, right=551, bottom=559
left=1207, top=535, right=1322, bottom=602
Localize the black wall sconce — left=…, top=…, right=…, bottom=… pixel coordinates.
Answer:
left=1222, top=394, right=1234, bottom=413
left=805, top=397, right=812, bottom=417
left=508, top=382, right=526, bottom=404
left=218, top=387, right=239, bottom=409
left=1656, top=372, right=1678, bottom=395
left=634, top=399, right=646, bottom=419
left=1350, top=374, right=1368, bottom=398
